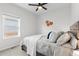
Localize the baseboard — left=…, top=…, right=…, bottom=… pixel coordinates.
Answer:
left=0, top=44, right=19, bottom=52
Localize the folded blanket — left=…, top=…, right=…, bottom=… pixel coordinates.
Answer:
left=23, top=35, right=43, bottom=56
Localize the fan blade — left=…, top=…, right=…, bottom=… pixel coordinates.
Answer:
left=38, top=3, right=40, bottom=5
left=42, top=6, right=47, bottom=10
left=41, top=3, right=47, bottom=5
left=28, top=4, right=39, bottom=6
left=36, top=8, right=38, bottom=11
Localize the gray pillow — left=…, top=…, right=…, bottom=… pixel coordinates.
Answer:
left=67, top=31, right=77, bottom=38
left=62, top=43, right=72, bottom=48
left=69, top=33, right=77, bottom=49
left=57, top=32, right=71, bottom=46
left=55, top=31, right=64, bottom=42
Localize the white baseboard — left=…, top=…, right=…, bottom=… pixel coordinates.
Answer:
left=0, top=43, right=19, bottom=52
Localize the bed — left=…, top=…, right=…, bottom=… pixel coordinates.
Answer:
left=21, top=21, right=79, bottom=56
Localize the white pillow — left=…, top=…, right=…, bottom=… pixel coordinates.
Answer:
left=57, top=32, right=71, bottom=46
left=48, top=31, right=58, bottom=43
left=48, top=31, right=64, bottom=43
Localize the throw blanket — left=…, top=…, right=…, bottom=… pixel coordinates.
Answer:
left=22, top=35, right=43, bottom=56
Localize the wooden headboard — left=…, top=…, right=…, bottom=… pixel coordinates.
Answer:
left=70, top=21, right=79, bottom=34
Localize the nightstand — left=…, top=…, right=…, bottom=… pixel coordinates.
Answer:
left=73, top=49, right=79, bottom=56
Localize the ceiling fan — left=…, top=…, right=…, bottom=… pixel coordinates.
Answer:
left=28, top=3, right=47, bottom=11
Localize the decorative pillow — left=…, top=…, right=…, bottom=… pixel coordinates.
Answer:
left=49, top=31, right=57, bottom=42
left=57, top=32, right=71, bottom=46
left=67, top=31, right=77, bottom=38
left=47, top=31, right=64, bottom=43
left=69, top=33, right=77, bottom=49
left=47, top=31, right=60, bottom=43
left=62, top=43, right=72, bottom=49
left=47, top=31, right=52, bottom=39
left=55, top=31, right=64, bottom=42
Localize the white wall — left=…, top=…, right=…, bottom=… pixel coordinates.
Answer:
left=37, top=5, right=72, bottom=34
left=0, top=3, right=38, bottom=50
left=71, top=3, right=79, bottom=24
left=0, top=3, right=79, bottom=51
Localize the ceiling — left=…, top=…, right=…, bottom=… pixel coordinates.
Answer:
left=15, top=3, right=70, bottom=15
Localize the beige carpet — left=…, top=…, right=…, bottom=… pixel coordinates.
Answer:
left=0, top=46, right=27, bottom=56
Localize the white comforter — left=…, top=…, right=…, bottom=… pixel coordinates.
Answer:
left=36, top=38, right=73, bottom=56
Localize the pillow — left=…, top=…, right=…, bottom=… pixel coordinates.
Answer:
left=62, top=43, right=72, bottom=49
left=69, top=33, right=77, bottom=49
left=47, top=31, right=52, bottom=39
left=67, top=31, right=77, bottom=38
left=55, top=31, right=64, bottom=42
left=47, top=31, right=64, bottom=43
left=47, top=31, right=61, bottom=43
left=57, top=32, right=71, bottom=46
left=49, top=31, right=58, bottom=42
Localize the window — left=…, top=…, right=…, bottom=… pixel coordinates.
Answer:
left=2, top=14, right=20, bottom=39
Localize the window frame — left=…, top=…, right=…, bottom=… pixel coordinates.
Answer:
left=2, top=14, right=20, bottom=39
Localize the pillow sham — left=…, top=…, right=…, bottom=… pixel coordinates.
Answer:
left=55, top=31, right=64, bottom=43
left=62, top=43, right=72, bottom=49
left=47, top=31, right=64, bottom=43
left=47, top=31, right=52, bottom=39
left=48, top=31, right=58, bottom=43
left=57, top=32, right=71, bottom=46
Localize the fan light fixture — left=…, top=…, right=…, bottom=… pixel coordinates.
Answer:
left=28, top=3, right=47, bottom=11
left=38, top=6, right=42, bottom=9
